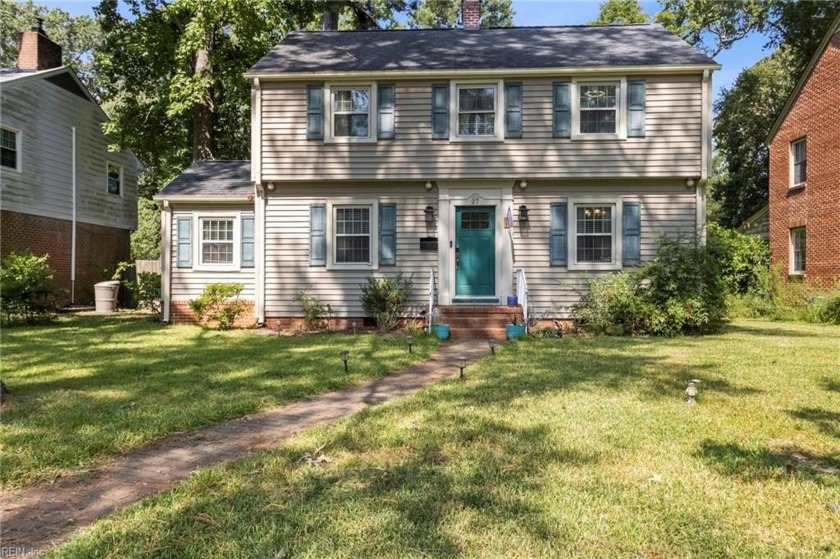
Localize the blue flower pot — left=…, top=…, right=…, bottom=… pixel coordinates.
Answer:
left=507, top=295, right=518, bottom=306
left=506, top=324, right=526, bottom=340
left=433, top=324, right=451, bottom=340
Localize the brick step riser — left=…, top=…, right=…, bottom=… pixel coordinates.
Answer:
left=440, top=318, right=517, bottom=328
left=450, top=328, right=509, bottom=341
left=438, top=306, right=521, bottom=315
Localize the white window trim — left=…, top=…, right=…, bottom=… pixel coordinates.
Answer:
left=0, top=124, right=22, bottom=173
left=106, top=161, right=123, bottom=197
left=567, top=197, right=624, bottom=271
left=325, top=199, right=380, bottom=270
left=571, top=77, right=627, bottom=141
left=790, top=137, right=807, bottom=188
left=789, top=227, right=805, bottom=276
left=449, top=79, right=505, bottom=142
left=193, top=213, right=241, bottom=272
left=324, top=83, right=377, bottom=143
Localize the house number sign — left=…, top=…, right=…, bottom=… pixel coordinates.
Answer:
left=468, top=193, right=482, bottom=205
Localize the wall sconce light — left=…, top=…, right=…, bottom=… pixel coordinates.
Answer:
left=424, top=205, right=435, bottom=224
left=266, top=182, right=276, bottom=191
left=685, top=178, right=696, bottom=189
left=519, top=179, right=528, bottom=189
left=518, top=205, right=530, bottom=222
left=425, top=181, right=434, bottom=190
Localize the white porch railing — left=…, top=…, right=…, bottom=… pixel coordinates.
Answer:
left=516, top=268, right=529, bottom=333
left=427, top=269, right=435, bottom=333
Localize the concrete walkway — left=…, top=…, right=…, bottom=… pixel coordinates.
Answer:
left=0, top=340, right=489, bottom=553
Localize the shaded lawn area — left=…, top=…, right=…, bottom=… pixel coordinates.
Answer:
left=50, top=320, right=840, bottom=559
left=0, top=314, right=437, bottom=489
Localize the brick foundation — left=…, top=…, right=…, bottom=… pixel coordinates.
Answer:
left=769, top=32, right=840, bottom=287
left=170, top=300, right=256, bottom=328
left=1, top=210, right=131, bottom=305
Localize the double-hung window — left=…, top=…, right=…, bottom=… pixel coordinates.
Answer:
left=332, top=87, right=371, bottom=138
left=200, top=218, right=235, bottom=265
left=334, top=206, right=371, bottom=264
left=457, top=85, right=496, bottom=136
left=107, top=162, right=122, bottom=195
left=1, top=126, right=20, bottom=171
left=578, top=83, right=618, bottom=135
left=791, top=138, right=807, bottom=186
left=790, top=227, right=806, bottom=275
left=576, top=205, right=614, bottom=263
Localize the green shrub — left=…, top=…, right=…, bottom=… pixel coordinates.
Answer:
left=817, top=292, right=840, bottom=325
left=360, top=272, right=413, bottom=332
left=0, top=251, right=59, bottom=325
left=294, top=290, right=332, bottom=331
left=135, top=272, right=162, bottom=316
left=189, top=283, right=248, bottom=330
left=706, top=223, right=769, bottom=295
left=574, top=235, right=727, bottom=336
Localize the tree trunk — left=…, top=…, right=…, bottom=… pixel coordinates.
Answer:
left=323, top=1, right=341, bottom=30
left=192, top=32, right=214, bottom=161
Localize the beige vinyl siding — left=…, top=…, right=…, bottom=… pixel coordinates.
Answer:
left=264, top=184, right=438, bottom=317
left=169, top=205, right=256, bottom=301
left=0, top=77, right=138, bottom=230
left=260, top=75, right=702, bottom=181
left=512, top=181, right=697, bottom=319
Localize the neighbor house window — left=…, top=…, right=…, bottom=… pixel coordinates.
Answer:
left=792, top=138, right=807, bottom=186
left=576, top=205, right=614, bottom=263
left=332, top=87, right=371, bottom=138
left=200, top=218, right=235, bottom=265
left=578, top=83, right=618, bottom=135
left=790, top=227, right=806, bottom=275
left=1, top=126, right=20, bottom=171
left=334, top=206, right=371, bottom=264
left=457, top=85, right=496, bottom=136
left=107, top=162, right=122, bottom=195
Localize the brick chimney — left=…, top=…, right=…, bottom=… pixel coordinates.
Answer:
left=462, top=0, right=480, bottom=30
left=16, top=18, right=63, bottom=71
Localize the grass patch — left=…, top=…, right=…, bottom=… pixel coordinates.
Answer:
left=0, top=314, right=436, bottom=489
left=50, top=320, right=840, bottom=558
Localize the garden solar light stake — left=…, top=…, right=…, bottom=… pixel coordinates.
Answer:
left=340, top=350, right=350, bottom=373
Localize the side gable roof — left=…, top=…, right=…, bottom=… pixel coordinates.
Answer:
left=247, top=24, right=718, bottom=78
left=766, top=11, right=840, bottom=144
left=155, top=160, right=252, bottom=201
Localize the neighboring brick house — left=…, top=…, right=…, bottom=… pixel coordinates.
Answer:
left=767, top=12, right=840, bottom=286
left=156, top=1, right=718, bottom=336
left=1, top=21, right=140, bottom=304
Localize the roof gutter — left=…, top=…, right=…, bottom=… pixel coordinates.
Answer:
left=152, top=195, right=253, bottom=203
left=244, top=63, right=721, bottom=81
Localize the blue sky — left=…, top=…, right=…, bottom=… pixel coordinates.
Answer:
left=45, top=0, right=772, bottom=100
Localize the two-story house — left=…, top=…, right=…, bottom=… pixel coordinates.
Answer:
left=156, top=2, right=718, bottom=334
left=1, top=21, right=140, bottom=304
left=767, top=12, right=840, bottom=287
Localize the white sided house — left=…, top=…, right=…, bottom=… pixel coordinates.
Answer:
left=156, top=11, right=718, bottom=337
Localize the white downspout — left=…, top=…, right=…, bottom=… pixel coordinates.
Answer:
left=71, top=126, right=77, bottom=304
left=698, top=69, right=712, bottom=245
left=161, top=200, right=172, bottom=322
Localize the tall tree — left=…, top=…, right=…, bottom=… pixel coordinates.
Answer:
left=711, top=49, right=795, bottom=227
left=409, top=0, right=514, bottom=28
left=590, top=0, right=649, bottom=25
left=0, top=0, right=100, bottom=88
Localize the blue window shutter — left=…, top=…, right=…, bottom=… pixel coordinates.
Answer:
left=505, top=82, right=523, bottom=138
left=549, top=203, right=567, bottom=266
left=378, top=84, right=395, bottom=139
left=310, top=204, right=326, bottom=266
left=553, top=82, right=571, bottom=138
left=241, top=215, right=255, bottom=268
left=622, top=201, right=641, bottom=266
left=431, top=83, right=449, bottom=139
left=379, top=203, right=397, bottom=266
left=176, top=216, right=192, bottom=268
left=628, top=81, right=646, bottom=138
left=306, top=85, right=324, bottom=140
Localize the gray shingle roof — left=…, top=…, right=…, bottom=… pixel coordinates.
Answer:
left=248, top=25, right=716, bottom=75
left=156, top=160, right=251, bottom=199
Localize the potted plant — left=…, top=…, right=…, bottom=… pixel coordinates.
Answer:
left=429, top=307, right=450, bottom=340
left=505, top=314, right=526, bottom=340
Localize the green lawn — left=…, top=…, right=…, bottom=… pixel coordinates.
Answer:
left=0, top=314, right=437, bottom=489
left=49, top=320, right=840, bottom=558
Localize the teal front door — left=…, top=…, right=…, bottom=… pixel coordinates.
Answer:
left=455, top=207, right=495, bottom=297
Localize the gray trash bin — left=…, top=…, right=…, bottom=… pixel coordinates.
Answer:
left=94, top=280, right=121, bottom=313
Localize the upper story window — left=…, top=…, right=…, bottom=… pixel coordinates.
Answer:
left=791, top=138, right=807, bottom=187
left=457, top=85, right=496, bottom=136
left=107, top=162, right=122, bottom=196
left=332, top=87, right=371, bottom=138
left=790, top=227, right=806, bottom=275
left=1, top=126, right=21, bottom=171
left=200, top=218, right=235, bottom=265
left=578, top=84, right=618, bottom=134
